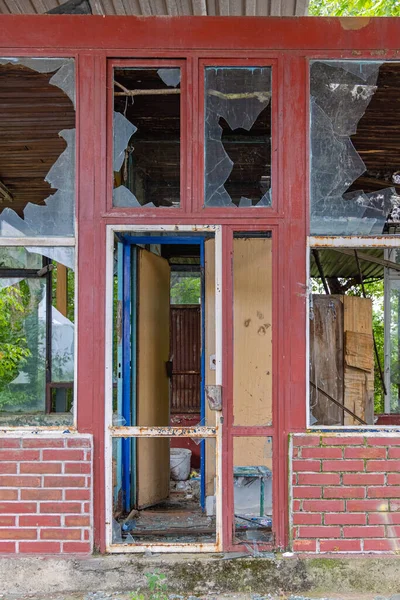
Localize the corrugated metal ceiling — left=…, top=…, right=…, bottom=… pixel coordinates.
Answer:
left=0, top=0, right=309, bottom=16
left=310, top=249, right=385, bottom=280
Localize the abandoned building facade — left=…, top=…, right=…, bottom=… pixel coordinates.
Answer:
left=1, top=14, right=400, bottom=556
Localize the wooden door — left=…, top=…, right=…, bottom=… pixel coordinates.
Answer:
left=136, top=248, right=171, bottom=509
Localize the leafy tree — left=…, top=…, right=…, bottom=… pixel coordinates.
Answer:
left=170, top=275, right=201, bottom=305
left=309, top=0, right=400, bottom=16
left=0, top=284, right=31, bottom=409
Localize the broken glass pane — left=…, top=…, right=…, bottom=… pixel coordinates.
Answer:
left=310, top=61, right=400, bottom=235
left=0, top=58, right=76, bottom=237
left=113, top=68, right=181, bottom=208
left=204, top=67, right=272, bottom=208
left=0, top=248, right=74, bottom=425
left=233, top=437, right=273, bottom=544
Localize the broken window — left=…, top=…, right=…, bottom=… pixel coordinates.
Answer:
left=233, top=232, right=272, bottom=426
left=113, top=67, right=181, bottom=208
left=310, top=61, right=400, bottom=235
left=0, top=58, right=75, bottom=237
left=204, top=67, right=272, bottom=207
left=0, top=246, right=75, bottom=426
left=233, top=437, right=273, bottom=545
left=112, top=436, right=217, bottom=545
left=308, top=246, right=400, bottom=427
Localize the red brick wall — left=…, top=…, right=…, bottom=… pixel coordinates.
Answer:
left=0, top=434, right=92, bottom=554
left=291, top=433, right=400, bottom=553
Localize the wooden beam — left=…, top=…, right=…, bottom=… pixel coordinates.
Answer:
left=330, top=248, right=400, bottom=273
left=0, top=179, right=13, bottom=204
left=56, top=263, right=68, bottom=317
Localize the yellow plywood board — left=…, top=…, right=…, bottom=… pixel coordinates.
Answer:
left=233, top=237, right=272, bottom=427
left=137, top=248, right=171, bottom=508
left=233, top=437, right=273, bottom=472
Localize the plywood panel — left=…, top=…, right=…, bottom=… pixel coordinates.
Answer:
left=233, top=437, right=273, bottom=472
left=310, top=296, right=344, bottom=425
left=136, top=248, right=170, bottom=509
left=233, top=237, right=272, bottom=426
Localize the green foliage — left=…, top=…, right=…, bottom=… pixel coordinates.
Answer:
left=0, top=286, right=30, bottom=387
left=131, top=571, right=168, bottom=600
left=309, top=0, right=400, bottom=16
left=170, top=275, right=200, bottom=305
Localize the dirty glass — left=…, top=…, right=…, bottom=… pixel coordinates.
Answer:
left=310, top=60, right=400, bottom=235
left=308, top=247, right=393, bottom=427
left=204, top=67, right=272, bottom=207
left=233, top=233, right=272, bottom=426
left=233, top=437, right=273, bottom=545
left=0, top=247, right=74, bottom=426
left=111, top=436, right=216, bottom=545
left=0, top=58, right=75, bottom=237
left=113, top=68, right=181, bottom=208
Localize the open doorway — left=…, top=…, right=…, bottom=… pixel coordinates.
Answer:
left=111, top=232, right=218, bottom=546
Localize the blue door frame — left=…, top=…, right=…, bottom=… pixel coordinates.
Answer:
left=117, top=234, right=207, bottom=511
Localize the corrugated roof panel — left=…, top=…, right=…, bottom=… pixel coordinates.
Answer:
left=0, top=0, right=309, bottom=15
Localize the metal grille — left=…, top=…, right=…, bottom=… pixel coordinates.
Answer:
left=170, top=305, right=201, bottom=413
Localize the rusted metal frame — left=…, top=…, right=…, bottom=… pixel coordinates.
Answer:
left=309, top=381, right=367, bottom=425
left=331, top=248, right=400, bottom=273
left=106, top=57, right=189, bottom=215
left=195, top=57, right=280, bottom=218
left=310, top=236, right=400, bottom=248
left=354, top=249, right=387, bottom=398
left=312, top=248, right=330, bottom=294
left=110, top=426, right=217, bottom=437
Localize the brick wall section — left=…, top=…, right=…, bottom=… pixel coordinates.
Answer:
left=291, top=434, right=400, bottom=553
left=0, top=435, right=92, bottom=554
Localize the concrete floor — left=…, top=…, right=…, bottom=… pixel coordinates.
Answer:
left=0, top=595, right=395, bottom=600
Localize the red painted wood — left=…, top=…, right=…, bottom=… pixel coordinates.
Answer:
left=1, top=14, right=397, bottom=553
left=1, top=16, right=400, bottom=51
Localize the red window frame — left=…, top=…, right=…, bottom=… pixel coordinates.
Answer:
left=107, top=58, right=190, bottom=215
left=2, top=15, right=398, bottom=553
left=196, top=58, right=280, bottom=216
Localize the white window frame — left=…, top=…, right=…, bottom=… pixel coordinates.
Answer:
left=0, top=236, right=77, bottom=431
left=104, top=224, right=223, bottom=553
left=307, top=234, right=400, bottom=430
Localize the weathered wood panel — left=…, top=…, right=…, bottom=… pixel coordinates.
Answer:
left=310, top=295, right=344, bottom=425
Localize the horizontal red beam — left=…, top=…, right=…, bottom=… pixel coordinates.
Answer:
left=0, top=16, right=399, bottom=52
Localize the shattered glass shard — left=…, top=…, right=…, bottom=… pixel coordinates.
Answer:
left=113, top=112, right=137, bottom=173
left=205, top=67, right=272, bottom=208
left=0, top=58, right=76, bottom=238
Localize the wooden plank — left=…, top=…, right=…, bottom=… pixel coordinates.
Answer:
left=233, top=237, right=272, bottom=427
left=342, top=295, right=371, bottom=334
left=56, top=263, right=68, bottom=317
left=345, top=331, right=374, bottom=372
left=341, top=296, right=374, bottom=426
left=136, top=248, right=170, bottom=509
left=310, top=295, right=344, bottom=425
